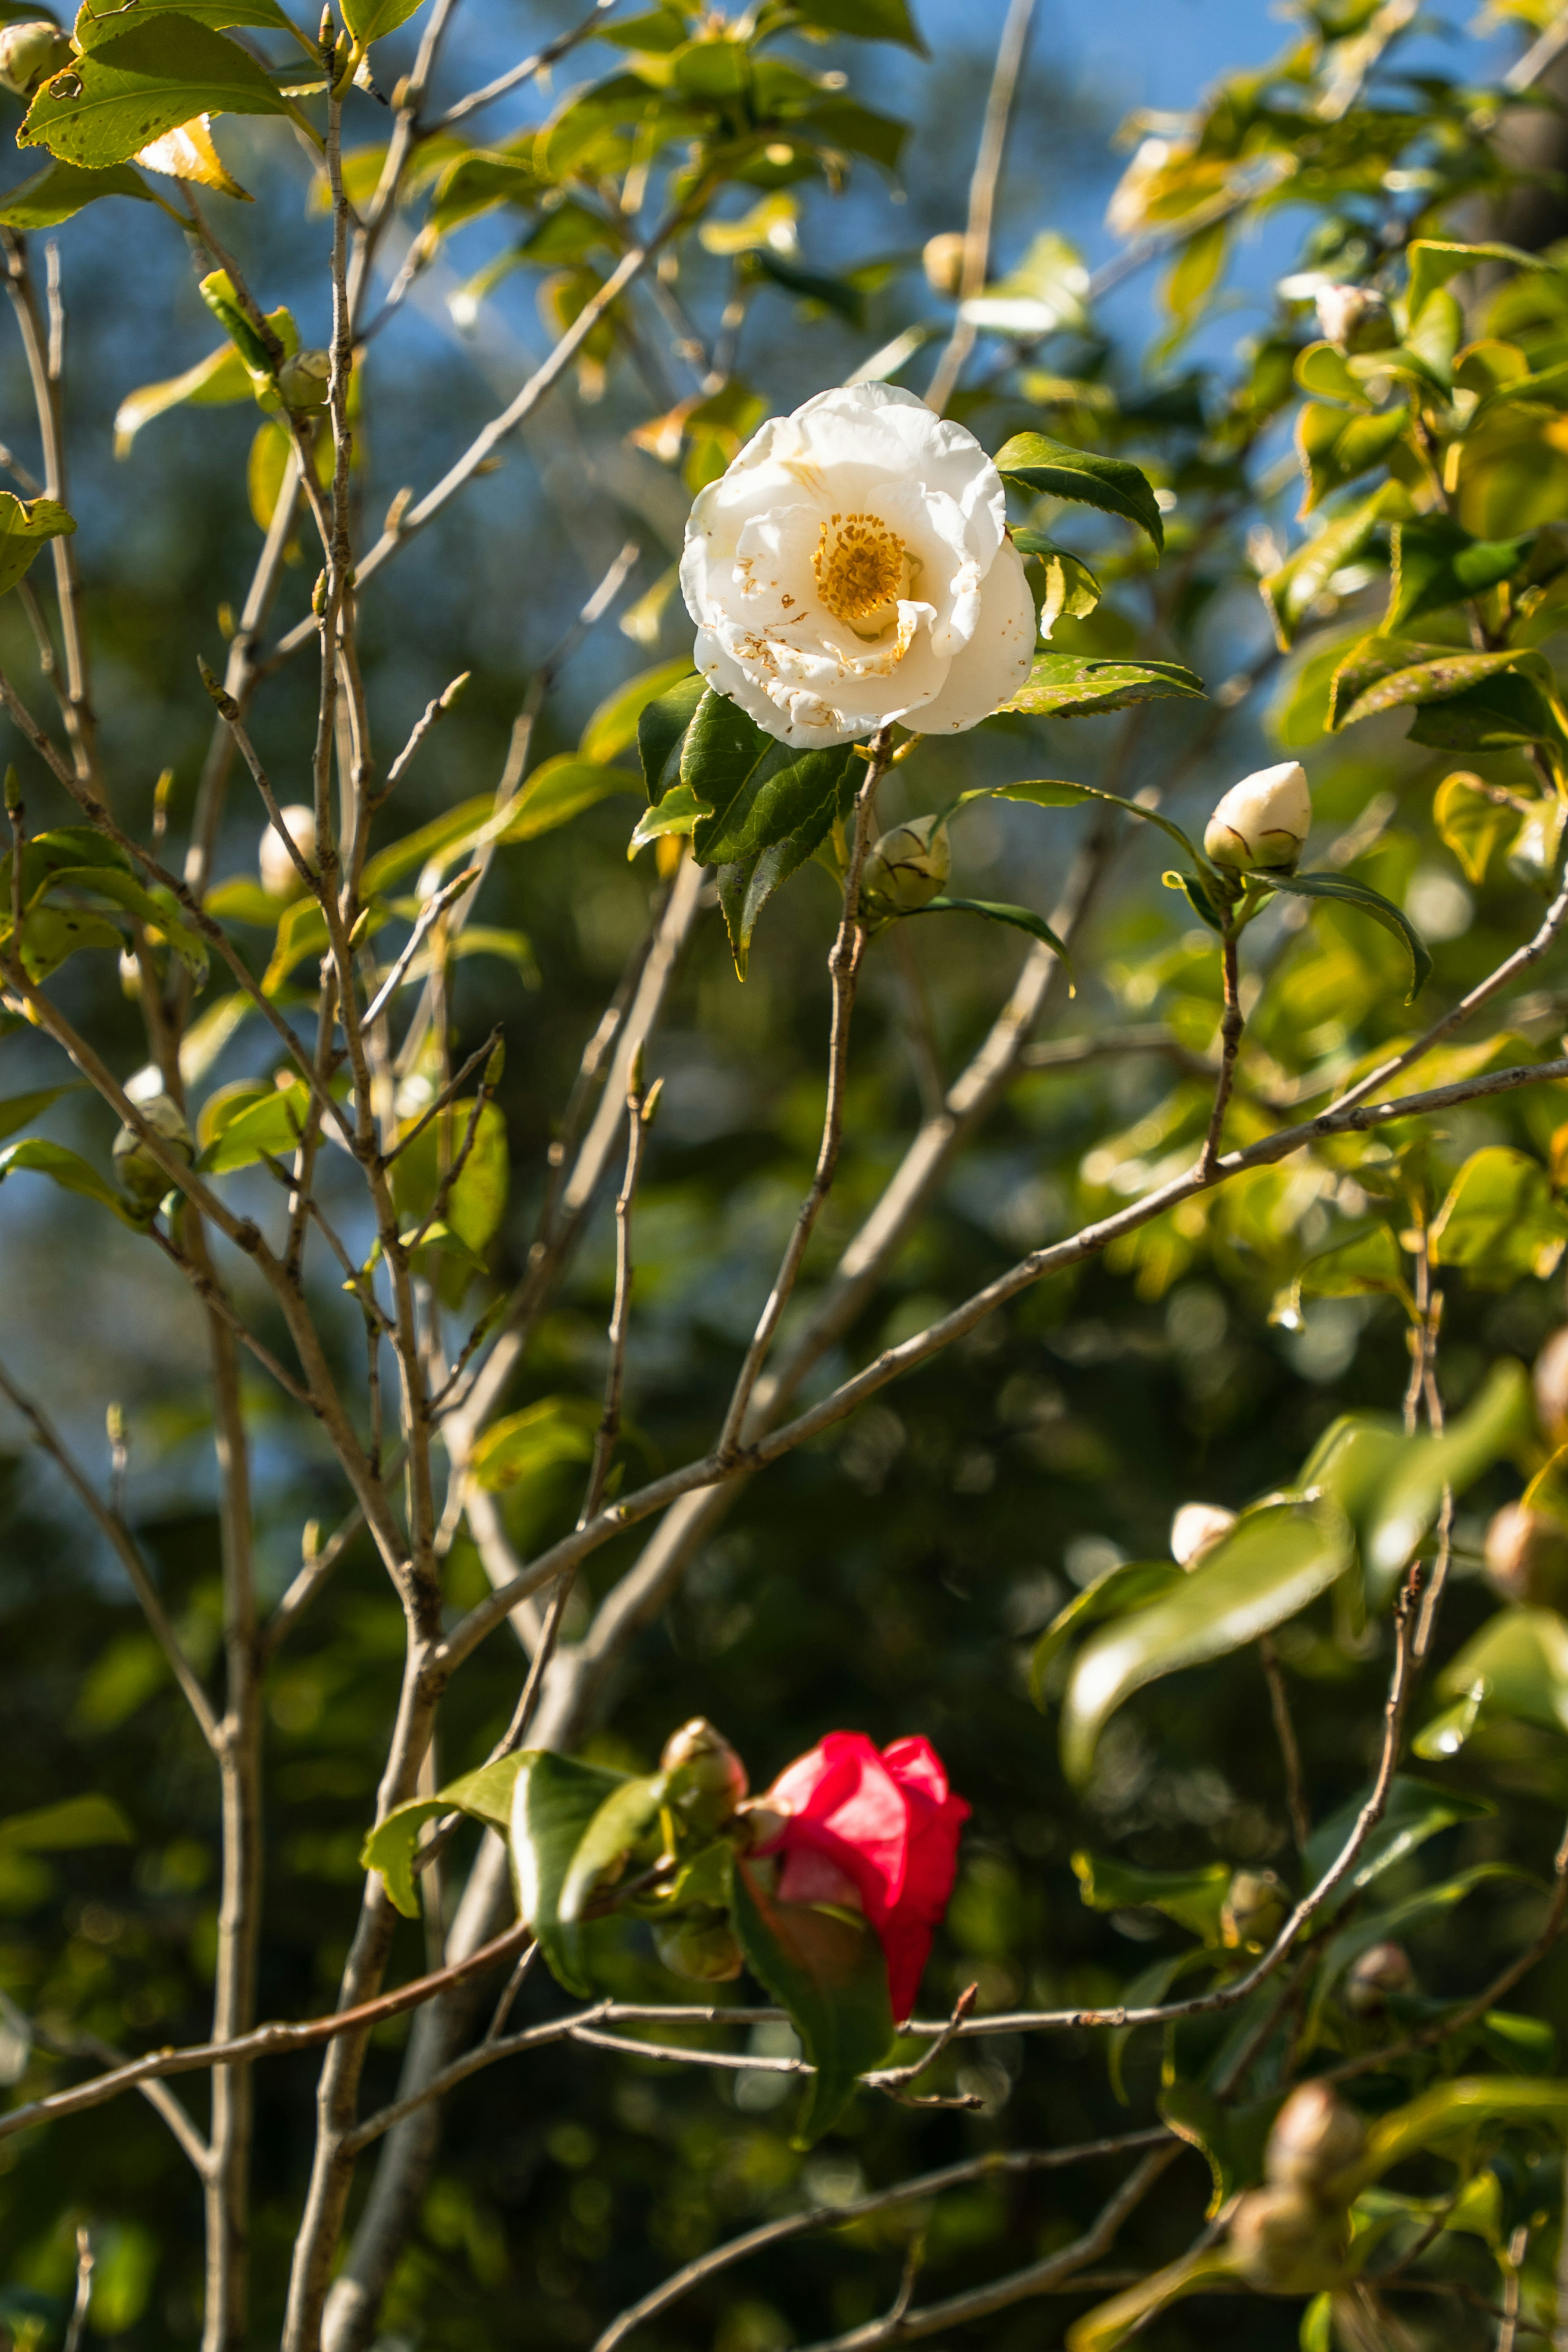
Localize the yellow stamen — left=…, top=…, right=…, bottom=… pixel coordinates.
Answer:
left=813, top=511, right=905, bottom=626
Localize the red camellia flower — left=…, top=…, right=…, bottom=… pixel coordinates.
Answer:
left=753, top=1732, right=970, bottom=2022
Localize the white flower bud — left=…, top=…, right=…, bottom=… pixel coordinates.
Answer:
left=862, top=813, right=951, bottom=917
left=1314, top=284, right=1396, bottom=355
left=278, top=350, right=331, bottom=412
left=1483, top=1502, right=1568, bottom=1609
left=1170, top=1501, right=1235, bottom=1569
left=1535, top=1326, right=1568, bottom=1447
left=0, top=18, right=71, bottom=96
left=922, top=232, right=967, bottom=298
left=112, top=1092, right=192, bottom=1215
left=1203, top=760, right=1311, bottom=874
left=259, top=804, right=317, bottom=902
left=1265, top=2080, right=1366, bottom=2199
left=1228, top=2185, right=1348, bottom=2294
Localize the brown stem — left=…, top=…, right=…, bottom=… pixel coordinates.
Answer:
left=1199, top=929, right=1243, bottom=1177
left=1258, top=1633, right=1310, bottom=1853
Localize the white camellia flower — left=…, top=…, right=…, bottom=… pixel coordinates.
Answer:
left=1203, top=760, right=1312, bottom=873
left=679, top=382, right=1036, bottom=750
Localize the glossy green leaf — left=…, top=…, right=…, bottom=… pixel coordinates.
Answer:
left=1071, top=1850, right=1228, bottom=1941
left=389, top=1100, right=508, bottom=1308
left=20, top=17, right=292, bottom=171
left=114, top=307, right=294, bottom=457
left=638, top=671, right=708, bottom=802
left=1348, top=2078, right=1568, bottom=2196
left=997, top=653, right=1205, bottom=720
left=361, top=1755, right=526, bottom=1918
left=581, top=657, right=698, bottom=766
left=0, top=1136, right=130, bottom=1220
left=1264, top=870, right=1431, bottom=1001
left=1333, top=643, right=1546, bottom=731
left=994, top=432, right=1164, bottom=554
left=497, top=756, right=637, bottom=844
left=1306, top=1864, right=1528, bottom=2048
left=682, top=690, right=777, bottom=853
left=726, top=1849, right=895, bottom=2146
left=1430, top=1145, right=1568, bottom=1286
left=557, top=1772, right=668, bottom=1924
left=1013, top=532, right=1101, bottom=633
left=341, top=0, right=424, bottom=45
left=1030, top=1560, right=1184, bottom=1704
left=1059, top=1495, right=1354, bottom=1784
left=468, top=1396, right=600, bottom=1494
left=197, top=1074, right=310, bottom=1173
left=713, top=742, right=860, bottom=974
left=0, top=155, right=154, bottom=227
left=1296, top=401, right=1409, bottom=512
left=512, top=1750, right=631, bottom=1997
left=1434, top=771, right=1519, bottom=884
left=1271, top=1223, right=1411, bottom=1332
left=906, top=894, right=1074, bottom=978
left=1363, top=1358, right=1531, bottom=1594
left=40, top=862, right=207, bottom=979
left=0, top=494, right=74, bottom=598
left=1293, top=339, right=1369, bottom=405
left=1261, top=483, right=1403, bottom=651
left=1386, top=516, right=1531, bottom=633
left=628, top=782, right=705, bottom=854
left=790, top=0, right=926, bottom=51
left=1407, top=670, right=1567, bottom=755
left=1065, top=2247, right=1238, bottom=2352
left=1160, top=2081, right=1282, bottom=2215
left=992, top=775, right=1203, bottom=862
left=1301, top=1775, right=1492, bottom=1910
left=73, top=0, right=303, bottom=47
left=1405, top=238, right=1544, bottom=323
left=1430, top=1605, right=1568, bottom=1740
left=6, top=906, right=125, bottom=981
left=0, top=1084, right=76, bottom=1145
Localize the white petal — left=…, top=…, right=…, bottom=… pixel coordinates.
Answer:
left=904, top=538, right=1035, bottom=734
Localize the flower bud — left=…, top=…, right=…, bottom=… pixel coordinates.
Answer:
left=1221, top=1868, right=1288, bottom=1952
left=1170, top=1501, right=1236, bottom=1569
left=259, top=804, right=317, bottom=902
left=278, top=349, right=331, bottom=412
left=1344, top=1939, right=1414, bottom=2017
left=1483, top=1502, right=1568, bottom=1608
left=660, top=1717, right=748, bottom=1833
left=1535, top=1326, right=1568, bottom=1448
left=1203, top=760, right=1312, bottom=874
left=653, top=1907, right=744, bottom=1982
left=862, top=814, right=951, bottom=919
left=0, top=18, right=72, bottom=96
left=1265, top=2080, right=1366, bottom=2200
left=1228, top=2185, right=1349, bottom=2294
left=922, top=232, right=967, bottom=298
left=112, top=1092, right=193, bottom=1215
left=1313, top=283, right=1397, bottom=354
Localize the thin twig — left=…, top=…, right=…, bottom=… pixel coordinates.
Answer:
left=1258, top=1633, right=1310, bottom=1853
left=924, top=0, right=1038, bottom=414
left=1198, top=929, right=1243, bottom=1177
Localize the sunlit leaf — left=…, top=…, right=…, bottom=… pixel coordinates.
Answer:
left=1265, top=870, right=1432, bottom=1000
left=557, top=1772, right=668, bottom=1923
left=0, top=1136, right=131, bottom=1221
left=1071, top=1850, right=1229, bottom=1941
left=468, top=1396, right=599, bottom=1493
left=512, top=1749, right=630, bottom=1996
left=0, top=493, right=74, bottom=597
left=1430, top=1145, right=1568, bottom=1286
left=994, top=433, right=1164, bottom=554
left=20, top=17, right=293, bottom=170
left=997, top=653, right=1205, bottom=720
left=0, top=154, right=154, bottom=227
left=362, top=1755, right=526, bottom=1918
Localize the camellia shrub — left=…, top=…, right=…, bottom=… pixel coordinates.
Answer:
left=16, top=0, right=1568, bottom=2343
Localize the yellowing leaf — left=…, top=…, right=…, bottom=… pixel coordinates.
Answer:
left=134, top=110, right=248, bottom=196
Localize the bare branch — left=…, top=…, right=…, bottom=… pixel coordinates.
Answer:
left=924, top=0, right=1038, bottom=414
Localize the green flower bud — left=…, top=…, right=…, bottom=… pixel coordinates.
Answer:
left=112, top=1092, right=193, bottom=1216
left=1221, top=1868, right=1288, bottom=1952
left=1314, top=283, right=1396, bottom=354
left=653, top=1905, right=744, bottom=1982
left=1228, top=2185, right=1349, bottom=2294
left=1203, top=761, right=1311, bottom=874
left=1265, top=2080, right=1366, bottom=2201
left=1344, top=1939, right=1413, bottom=2018
left=278, top=350, right=332, bottom=412
left=0, top=18, right=72, bottom=97
left=862, top=814, right=951, bottom=918
left=660, top=1717, right=748, bottom=1833
left=1484, top=1502, right=1568, bottom=1609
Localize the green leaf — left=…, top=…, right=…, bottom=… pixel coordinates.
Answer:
left=361, top=1755, right=526, bottom=1918
left=1430, top=1145, right=1568, bottom=1286
left=1408, top=670, right=1566, bottom=755
left=1160, top=2082, right=1282, bottom=2216
left=581, top=657, right=698, bottom=766
left=1333, top=643, right=1550, bottom=731
left=1029, top=1559, right=1184, bottom=1706
left=1065, top=2248, right=1238, bottom=2352
left=789, top=0, right=926, bottom=51
left=497, top=755, right=638, bottom=844
left=20, top=17, right=293, bottom=170
left=794, top=94, right=906, bottom=176
left=1296, top=401, right=1410, bottom=512
left=991, top=775, right=1203, bottom=864
left=388, top=1100, right=508, bottom=1308
left=0, top=1083, right=76, bottom=1145
left=1261, top=483, right=1405, bottom=652
left=638, top=671, right=708, bottom=802
left=557, top=1772, right=669, bottom=1924
left=1013, top=532, right=1102, bottom=633
left=0, top=155, right=154, bottom=227
left=997, top=653, right=1205, bottom=720
left=994, top=432, right=1164, bottom=554
left=1058, top=1495, right=1354, bottom=1785
left=0, top=1793, right=133, bottom=1849
left=1430, top=1605, right=1568, bottom=1742
left=0, top=493, right=74, bottom=597
left=1350, top=2079, right=1568, bottom=2196
left=1306, top=1864, right=1528, bottom=2049
left=1386, top=516, right=1531, bottom=634
left=1294, top=339, right=1370, bottom=405
left=1434, top=771, right=1519, bottom=884
left=1271, top=1223, right=1411, bottom=1332
left=41, top=863, right=207, bottom=979
left=1264, top=870, right=1431, bottom=1001
left=1071, top=1851, right=1229, bottom=1942
left=512, top=1750, right=631, bottom=1996
left=713, top=742, right=860, bottom=974
left=629, top=782, right=705, bottom=854
left=7, top=906, right=125, bottom=980
left=1363, top=1358, right=1532, bottom=1595
left=682, top=689, right=777, bottom=853
left=114, top=311, right=293, bottom=457
left=341, top=0, right=424, bottom=44
left=906, top=894, right=1074, bottom=980
left=1301, top=1775, right=1492, bottom=1911
left=74, top=0, right=303, bottom=47
left=468, top=1396, right=600, bottom=1493
left=197, top=1074, right=310, bottom=1173
left=0, top=1136, right=131, bottom=1220
left=1405, top=238, right=1546, bottom=323
left=726, top=1848, right=895, bottom=2145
